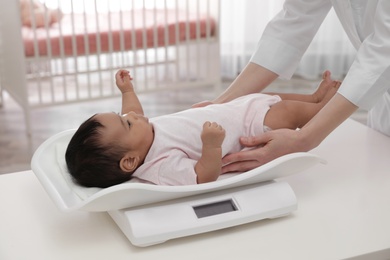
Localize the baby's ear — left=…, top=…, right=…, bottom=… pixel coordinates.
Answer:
left=119, top=155, right=139, bottom=173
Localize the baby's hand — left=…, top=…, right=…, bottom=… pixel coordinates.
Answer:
left=115, top=69, right=134, bottom=93
left=201, top=121, right=225, bottom=148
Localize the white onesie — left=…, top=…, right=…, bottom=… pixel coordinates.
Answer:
left=132, top=93, right=281, bottom=185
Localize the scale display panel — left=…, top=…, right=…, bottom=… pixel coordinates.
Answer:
left=193, top=199, right=237, bottom=218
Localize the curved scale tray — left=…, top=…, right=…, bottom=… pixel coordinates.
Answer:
left=31, top=129, right=326, bottom=212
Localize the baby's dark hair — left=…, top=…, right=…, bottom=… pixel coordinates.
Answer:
left=65, top=114, right=132, bottom=188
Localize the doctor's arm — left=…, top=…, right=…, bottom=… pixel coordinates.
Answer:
left=115, top=70, right=144, bottom=115
left=193, top=64, right=278, bottom=108
left=214, top=64, right=278, bottom=104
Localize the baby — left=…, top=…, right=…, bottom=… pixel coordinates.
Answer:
left=66, top=70, right=340, bottom=188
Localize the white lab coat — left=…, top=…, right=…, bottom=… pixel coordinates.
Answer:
left=250, top=0, right=390, bottom=136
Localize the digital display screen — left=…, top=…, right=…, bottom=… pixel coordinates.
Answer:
left=193, top=199, right=237, bottom=218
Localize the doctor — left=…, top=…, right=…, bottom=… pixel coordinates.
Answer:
left=195, top=0, right=390, bottom=173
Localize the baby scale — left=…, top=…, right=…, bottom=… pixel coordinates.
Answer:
left=31, top=129, right=326, bottom=247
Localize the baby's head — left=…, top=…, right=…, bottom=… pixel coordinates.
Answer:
left=65, top=112, right=154, bottom=188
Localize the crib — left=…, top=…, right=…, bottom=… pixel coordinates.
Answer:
left=0, top=0, right=220, bottom=135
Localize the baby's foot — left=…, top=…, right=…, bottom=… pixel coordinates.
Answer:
left=321, top=79, right=341, bottom=104
left=313, top=71, right=340, bottom=103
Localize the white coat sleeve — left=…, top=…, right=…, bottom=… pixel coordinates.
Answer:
left=250, top=0, right=332, bottom=79
left=338, top=0, right=390, bottom=110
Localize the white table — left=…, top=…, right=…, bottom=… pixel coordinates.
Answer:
left=1, top=119, right=390, bottom=260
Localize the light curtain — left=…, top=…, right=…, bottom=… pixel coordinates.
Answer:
left=220, top=0, right=357, bottom=80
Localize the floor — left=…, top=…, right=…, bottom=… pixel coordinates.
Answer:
left=0, top=77, right=368, bottom=175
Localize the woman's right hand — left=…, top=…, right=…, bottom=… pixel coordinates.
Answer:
left=221, top=128, right=307, bottom=173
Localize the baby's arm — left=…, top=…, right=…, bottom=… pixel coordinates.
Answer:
left=115, top=70, right=144, bottom=115
left=195, top=122, right=226, bottom=184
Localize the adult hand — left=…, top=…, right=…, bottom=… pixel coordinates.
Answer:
left=221, top=128, right=305, bottom=173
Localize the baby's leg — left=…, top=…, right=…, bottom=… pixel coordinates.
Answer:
left=265, top=70, right=339, bottom=103
left=264, top=81, right=341, bottom=130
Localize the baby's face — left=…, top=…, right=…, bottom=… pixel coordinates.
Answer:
left=94, top=112, right=154, bottom=154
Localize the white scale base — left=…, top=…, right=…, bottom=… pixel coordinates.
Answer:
left=108, top=181, right=297, bottom=247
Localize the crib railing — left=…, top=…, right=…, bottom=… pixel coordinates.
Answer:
left=0, top=0, right=220, bottom=135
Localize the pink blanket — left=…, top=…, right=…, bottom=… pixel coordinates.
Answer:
left=22, top=9, right=216, bottom=57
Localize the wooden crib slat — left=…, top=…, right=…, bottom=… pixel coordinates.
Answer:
left=93, top=0, right=103, bottom=97
left=174, top=0, right=180, bottom=84
left=142, top=1, right=149, bottom=90
left=206, top=0, right=211, bottom=79
left=131, top=0, right=138, bottom=86
left=185, top=0, right=190, bottom=82
left=82, top=0, right=91, bottom=99
left=57, top=0, right=68, bottom=102
left=28, top=0, right=43, bottom=105
left=106, top=0, right=115, bottom=94
left=153, top=0, right=159, bottom=89
left=196, top=0, right=201, bottom=80
left=70, top=0, right=80, bottom=100
left=164, top=0, right=169, bottom=86
left=42, top=4, right=55, bottom=104
left=118, top=2, right=126, bottom=68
